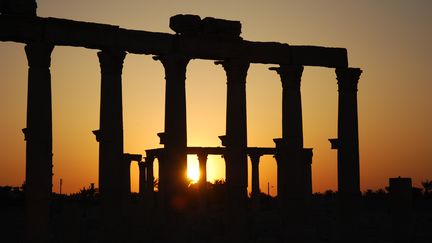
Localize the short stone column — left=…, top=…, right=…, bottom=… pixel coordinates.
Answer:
left=197, top=152, right=208, bottom=211
left=249, top=152, right=262, bottom=211
left=154, top=54, right=190, bottom=211
left=23, top=42, right=54, bottom=243
left=216, top=59, right=250, bottom=210
left=138, top=161, right=146, bottom=197
left=145, top=155, right=155, bottom=207
left=303, top=148, right=313, bottom=198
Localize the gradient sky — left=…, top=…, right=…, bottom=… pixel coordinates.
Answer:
left=0, top=0, right=431, bottom=195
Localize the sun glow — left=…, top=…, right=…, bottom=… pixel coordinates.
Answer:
left=187, top=156, right=200, bottom=184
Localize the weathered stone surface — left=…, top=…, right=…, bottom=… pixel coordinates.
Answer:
left=169, top=14, right=201, bottom=35
left=202, top=17, right=241, bottom=38
left=0, top=15, right=348, bottom=67
left=0, top=0, right=36, bottom=16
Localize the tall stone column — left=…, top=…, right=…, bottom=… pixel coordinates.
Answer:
left=23, top=42, right=54, bottom=243
left=94, top=50, right=126, bottom=239
left=271, top=65, right=311, bottom=242
left=154, top=53, right=189, bottom=211
left=334, top=67, right=362, bottom=243
left=270, top=65, right=309, bottom=204
left=216, top=59, right=249, bottom=210
left=138, top=161, right=146, bottom=197
left=335, top=68, right=362, bottom=197
left=217, top=59, right=249, bottom=242
left=249, top=152, right=261, bottom=211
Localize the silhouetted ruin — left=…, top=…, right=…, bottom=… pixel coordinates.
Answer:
left=3, top=2, right=431, bottom=243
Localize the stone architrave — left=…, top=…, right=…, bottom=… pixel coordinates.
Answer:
left=24, top=42, right=54, bottom=243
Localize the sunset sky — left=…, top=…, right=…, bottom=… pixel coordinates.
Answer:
left=0, top=0, right=431, bottom=195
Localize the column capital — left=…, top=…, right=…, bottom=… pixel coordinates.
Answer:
left=197, top=152, right=208, bottom=162
left=336, top=67, right=362, bottom=92
left=248, top=151, right=262, bottom=165
left=215, top=59, right=249, bottom=84
left=25, top=43, right=54, bottom=68
left=138, top=161, right=146, bottom=169
left=270, top=65, right=304, bottom=90
left=153, top=53, right=190, bottom=74
left=97, top=49, right=126, bottom=75
left=144, top=155, right=155, bottom=164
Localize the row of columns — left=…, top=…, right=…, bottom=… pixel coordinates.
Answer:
left=22, top=41, right=361, bottom=241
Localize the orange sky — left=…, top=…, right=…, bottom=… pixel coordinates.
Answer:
left=0, top=0, right=431, bottom=195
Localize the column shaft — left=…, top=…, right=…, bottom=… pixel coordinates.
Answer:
left=218, top=59, right=249, bottom=209
left=335, top=67, right=362, bottom=242
left=97, top=49, right=126, bottom=213
left=218, top=59, right=249, bottom=242
left=336, top=68, right=362, bottom=196
left=24, top=42, right=54, bottom=243
left=271, top=65, right=307, bottom=204
left=250, top=153, right=261, bottom=210
left=145, top=156, right=155, bottom=207
left=138, top=161, right=146, bottom=196
left=156, top=54, right=189, bottom=211
left=197, top=152, right=208, bottom=211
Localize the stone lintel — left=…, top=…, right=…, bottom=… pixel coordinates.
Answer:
left=124, top=153, right=142, bottom=162
left=0, top=15, right=348, bottom=67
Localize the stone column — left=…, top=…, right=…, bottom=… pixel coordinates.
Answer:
left=138, top=161, right=146, bottom=196
left=217, top=59, right=249, bottom=242
left=334, top=67, right=362, bottom=242
left=94, top=50, right=126, bottom=240
left=335, top=68, right=362, bottom=197
left=270, top=65, right=304, bottom=146
left=145, top=155, right=155, bottom=207
left=23, top=42, right=54, bottom=243
left=249, top=152, right=261, bottom=211
left=154, top=54, right=189, bottom=212
left=216, top=59, right=249, bottom=210
left=303, top=148, right=313, bottom=198
left=197, top=152, right=208, bottom=190
left=270, top=65, right=308, bottom=204
left=197, top=152, right=208, bottom=211
left=271, top=65, right=311, bottom=242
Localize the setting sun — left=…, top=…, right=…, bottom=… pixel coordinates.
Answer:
left=187, top=156, right=200, bottom=184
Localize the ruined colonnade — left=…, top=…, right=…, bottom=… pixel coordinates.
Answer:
left=0, top=7, right=362, bottom=241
